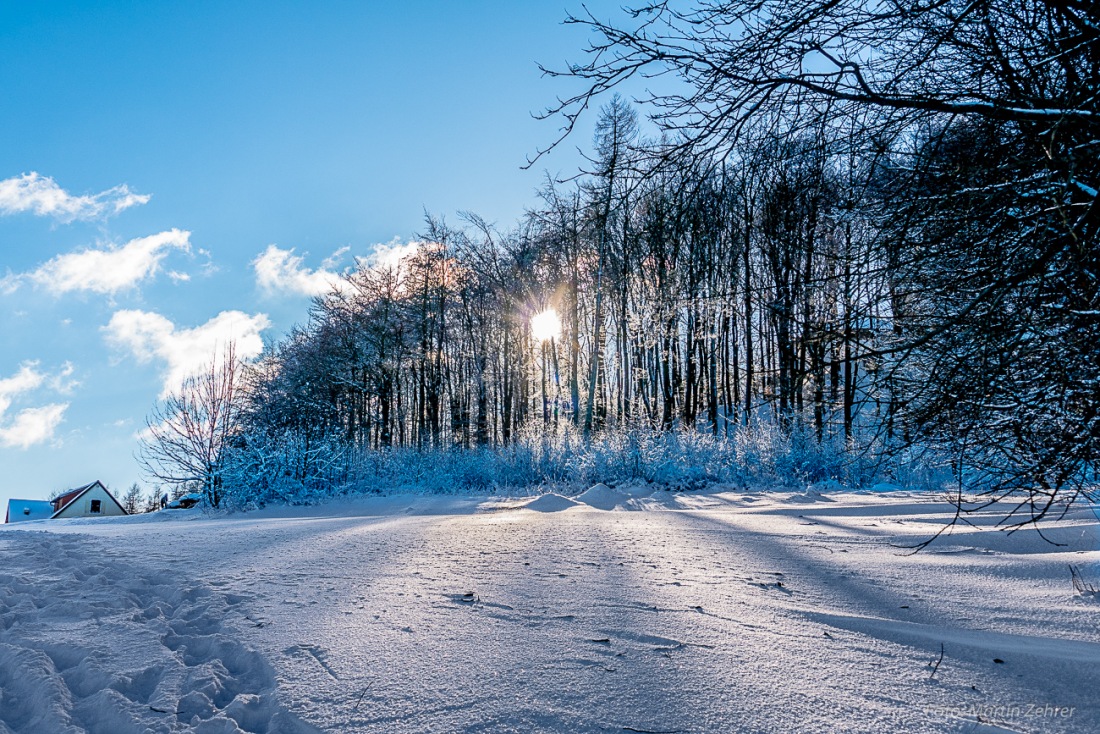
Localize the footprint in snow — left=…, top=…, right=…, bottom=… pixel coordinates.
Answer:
left=0, top=532, right=319, bottom=734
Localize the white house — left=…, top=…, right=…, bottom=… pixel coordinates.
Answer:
left=48, top=481, right=128, bottom=520
left=4, top=499, right=54, bottom=523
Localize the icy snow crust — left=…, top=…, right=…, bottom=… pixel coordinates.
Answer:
left=2, top=489, right=1099, bottom=733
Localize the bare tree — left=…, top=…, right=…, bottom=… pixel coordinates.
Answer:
left=538, top=1, right=1097, bottom=161
left=142, top=488, right=162, bottom=513
left=121, top=482, right=143, bottom=514
left=139, top=344, right=243, bottom=508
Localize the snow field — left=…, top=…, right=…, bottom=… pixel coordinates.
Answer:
left=2, top=489, right=1098, bottom=733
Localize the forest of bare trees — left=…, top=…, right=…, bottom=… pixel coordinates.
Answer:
left=534, top=0, right=1099, bottom=522
left=142, top=1, right=1097, bottom=520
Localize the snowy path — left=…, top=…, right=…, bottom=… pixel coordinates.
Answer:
left=2, top=491, right=1098, bottom=733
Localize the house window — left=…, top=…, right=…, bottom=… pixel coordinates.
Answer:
left=23, top=508, right=30, bottom=515
left=90, top=499, right=101, bottom=513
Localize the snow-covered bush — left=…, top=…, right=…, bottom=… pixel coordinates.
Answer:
left=220, top=419, right=928, bottom=508
left=221, top=430, right=356, bottom=509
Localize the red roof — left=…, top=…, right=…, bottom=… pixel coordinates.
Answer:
left=51, top=486, right=88, bottom=513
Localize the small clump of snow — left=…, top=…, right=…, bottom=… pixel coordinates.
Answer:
left=523, top=493, right=580, bottom=512
left=575, top=482, right=629, bottom=510
left=782, top=490, right=836, bottom=504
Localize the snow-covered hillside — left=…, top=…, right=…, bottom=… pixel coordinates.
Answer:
left=2, top=489, right=1098, bottom=733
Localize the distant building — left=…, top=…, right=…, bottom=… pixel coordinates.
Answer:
left=49, top=481, right=128, bottom=520
left=4, top=499, right=54, bottom=523
left=4, top=481, right=129, bottom=524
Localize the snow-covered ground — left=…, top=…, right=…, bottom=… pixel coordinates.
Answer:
left=2, top=487, right=1098, bottom=733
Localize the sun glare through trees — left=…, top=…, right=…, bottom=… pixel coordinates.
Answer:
left=531, top=308, right=562, bottom=343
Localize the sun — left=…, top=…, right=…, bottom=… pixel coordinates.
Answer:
left=531, top=309, right=562, bottom=342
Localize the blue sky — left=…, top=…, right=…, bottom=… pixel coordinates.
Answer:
left=0, top=1, right=620, bottom=507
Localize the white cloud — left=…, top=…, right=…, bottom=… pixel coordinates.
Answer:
left=252, top=240, right=434, bottom=297
left=49, top=362, right=78, bottom=394
left=0, top=363, right=45, bottom=417
left=23, top=229, right=191, bottom=295
left=0, top=404, right=68, bottom=449
left=253, top=244, right=346, bottom=297
left=0, top=361, right=74, bottom=449
left=0, top=172, right=149, bottom=222
left=362, top=238, right=423, bottom=271
left=0, top=271, right=18, bottom=295
left=102, top=309, right=271, bottom=396
left=322, top=246, right=350, bottom=270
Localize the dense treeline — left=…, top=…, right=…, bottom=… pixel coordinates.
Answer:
left=237, top=108, right=890, bottom=451
left=144, top=1, right=1097, bottom=521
